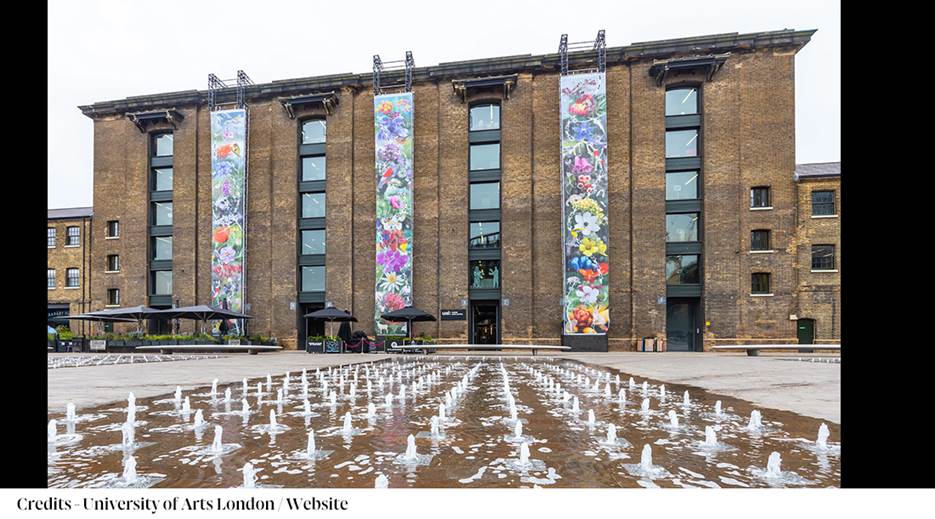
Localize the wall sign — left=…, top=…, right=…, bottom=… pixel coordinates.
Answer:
left=441, top=309, right=466, bottom=320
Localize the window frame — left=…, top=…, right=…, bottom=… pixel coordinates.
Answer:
left=665, top=86, right=700, bottom=116
left=750, top=229, right=771, bottom=251
left=300, top=229, right=327, bottom=256
left=47, top=227, right=56, bottom=248
left=106, top=220, right=120, bottom=239
left=811, top=244, right=836, bottom=271
left=665, top=170, right=700, bottom=201
left=47, top=268, right=56, bottom=289
left=151, top=132, right=174, bottom=157
left=469, top=220, right=501, bottom=250
left=65, top=226, right=80, bottom=247
left=665, top=254, right=701, bottom=285
left=152, top=201, right=173, bottom=226
left=300, top=118, right=327, bottom=145
left=469, top=181, right=501, bottom=211
left=751, top=272, right=772, bottom=295
left=750, top=186, right=772, bottom=209
left=106, top=254, right=121, bottom=273
left=811, top=190, right=836, bottom=216
left=151, top=270, right=173, bottom=296
left=301, top=265, right=326, bottom=292
left=469, top=259, right=501, bottom=289
left=107, top=288, right=120, bottom=306
left=664, top=128, right=700, bottom=159
left=469, top=103, right=501, bottom=132
left=65, top=268, right=80, bottom=288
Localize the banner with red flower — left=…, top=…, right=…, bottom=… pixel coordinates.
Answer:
left=210, top=108, right=248, bottom=334
left=561, top=73, right=609, bottom=334
left=374, top=93, right=414, bottom=336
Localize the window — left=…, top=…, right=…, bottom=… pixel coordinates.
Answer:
left=470, top=143, right=500, bottom=171
left=811, top=245, right=835, bottom=270
left=153, top=167, right=173, bottom=191
left=812, top=190, right=835, bottom=216
left=470, top=260, right=500, bottom=289
left=47, top=227, right=56, bottom=247
left=153, top=133, right=173, bottom=157
left=665, top=213, right=699, bottom=242
left=751, top=230, right=771, bottom=251
left=66, top=268, right=80, bottom=288
left=302, top=156, right=326, bottom=181
left=665, top=87, right=699, bottom=116
left=665, top=171, right=699, bottom=200
left=152, top=236, right=172, bottom=261
left=750, top=186, right=771, bottom=208
left=153, top=201, right=173, bottom=226
left=301, top=120, right=327, bottom=144
left=665, top=129, right=698, bottom=158
left=666, top=255, right=700, bottom=285
left=106, top=255, right=120, bottom=272
left=751, top=273, right=771, bottom=294
left=301, top=266, right=325, bottom=292
left=469, top=221, right=500, bottom=249
left=66, top=226, right=80, bottom=246
left=107, top=288, right=120, bottom=306
left=47, top=269, right=55, bottom=289
left=301, top=230, right=326, bottom=255
left=152, top=270, right=173, bottom=295
left=470, top=104, right=500, bottom=131
left=106, top=220, right=119, bottom=238
left=470, top=182, right=500, bottom=210
left=301, top=192, right=326, bottom=218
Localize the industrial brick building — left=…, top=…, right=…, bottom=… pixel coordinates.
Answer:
left=47, top=207, right=94, bottom=334
left=75, top=28, right=837, bottom=351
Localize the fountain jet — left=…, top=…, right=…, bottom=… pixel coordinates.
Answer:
left=306, top=429, right=317, bottom=458
left=66, top=403, right=76, bottom=422
left=817, top=423, right=829, bottom=450
left=403, top=434, right=418, bottom=461
left=123, top=454, right=138, bottom=484
left=766, top=452, right=782, bottom=477
left=747, top=410, right=763, bottom=431
left=243, top=462, right=256, bottom=488
left=211, top=426, right=223, bottom=453
left=640, top=444, right=653, bottom=471
left=703, top=426, right=717, bottom=447
left=606, top=424, right=617, bottom=444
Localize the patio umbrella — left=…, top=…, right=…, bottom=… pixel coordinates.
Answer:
left=303, top=307, right=357, bottom=339
left=150, top=305, right=254, bottom=334
left=85, top=306, right=161, bottom=333
left=380, top=306, right=437, bottom=338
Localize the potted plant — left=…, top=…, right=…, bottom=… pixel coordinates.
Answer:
left=323, top=335, right=343, bottom=353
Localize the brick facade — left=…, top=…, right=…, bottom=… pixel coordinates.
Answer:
left=47, top=209, right=93, bottom=334
left=794, top=175, right=841, bottom=343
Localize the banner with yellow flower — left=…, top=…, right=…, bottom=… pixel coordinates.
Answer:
left=210, top=108, right=248, bottom=335
left=560, top=72, right=609, bottom=334
left=374, top=93, right=414, bottom=336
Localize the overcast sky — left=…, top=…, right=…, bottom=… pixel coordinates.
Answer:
left=48, top=0, right=839, bottom=209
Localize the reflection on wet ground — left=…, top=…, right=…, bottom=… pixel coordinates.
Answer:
left=47, top=356, right=840, bottom=488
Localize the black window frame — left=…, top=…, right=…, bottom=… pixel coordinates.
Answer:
left=665, top=254, right=701, bottom=285
left=152, top=132, right=174, bottom=157
left=469, top=259, right=501, bottom=289
left=469, top=103, right=501, bottom=132
left=811, top=244, right=836, bottom=270
left=750, top=186, right=771, bottom=208
left=751, top=272, right=771, bottom=294
left=47, top=268, right=55, bottom=288
left=665, top=170, right=700, bottom=201
left=47, top=227, right=56, bottom=248
left=750, top=229, right=771, bottom=251
left=151, top=235, right=173, bottom=261
left=151, top=270, right=173, bottom=296
left=469, top=181, right=501, bottom=211
left=665, top=86, right=700, bottom=116
left=66, top=268, right=80, bottom=288
left=469, top=220, right=501, bottom=249
left=107, top=288, right=120, bottom=306
left=298, top=117, right=327, bottom=300
left=664, top=128, right=700, bottom=159
left=300, top=229, right=327, bottom=256
left=152, top=166, right=173, bottom=192
left=106, top=220, right=119, bottom=238
left=300, top=265, right=326, bottom=292
left=106, top=254, right=120, bottom=272
left=66, top=226, right=80, bottom=246
left=811, top=190, right=836, bottom=216
left=151, top=201, right=173, bottom=226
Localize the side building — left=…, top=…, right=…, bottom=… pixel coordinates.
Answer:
left=47, top=207, right=94, bottom=334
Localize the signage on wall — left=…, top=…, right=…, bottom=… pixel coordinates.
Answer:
left=502, top=298, right=510, bottom=307
left=440, top=309, right=466, bottom=321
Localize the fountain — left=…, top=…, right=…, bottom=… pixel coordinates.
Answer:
left=703, top=426, right=717, bottom=447
left=329, top=391, right=337, bottom=407
left=714, top=400, right=723, bottom=417
left=269, top=409, right=278, bottom=428
left=384, top=393, right=393, bottom=408
left=121, top=421, right=135, bottom=448
left=629, top=377, right=636, bottom=390
left=668, top=410, right=679, bottom=429
left=342, top=412, right=353, bottom=435
left=513, top=420, right=523, bottom=440
left=747, top=410, right=763, bottom=431
left=641, top=398, right=650, bottom=413
left=403, top=434, right=418, bottom=461
left=243, top=462, right=256, bottom=488
left=48, top=420, right=57, bottom=443
left=276, top=388, right=284, bottom=404
left=642, top=381, right=648, bottom=394
left=399, top=384, right=406, bottom=401
left=266, top=374, right=272, bottom=392
left=123, top=454, right=138, bottom=484
left=683, top=390, right=690, bottom=407
left=306, top=429, right=317, bottom=458
left=126, top=394, right=136, bottom=424
left=66, top=403, right=76, bottom=422
left=606, top=424, right=617, bottom=444
left=224, top=387, right=232, bottom=403
left=241, top=398, right=250, bottom=416
left=193, top=409, right=206, bottom=429
left=175, top=386, right=182, bottom=402
left=256, top=382, right=263, bottom=397
left=659, top=384, right=666, bottom=400
left=604, top=383, right=611, bottom=399
left=242, top=378, right=248, bottom=395
left=181, top=397, right=191, bottom=416
left=618, top=389, right=626, bottom=405
left=571, top=396, right=580, bottom=415
left=438, top=403, right=446, bottom=423
left=766, top=452, right=782, bottom=478
left=816, top=423, right=829, bottom=450
left=518, top=442, right=530, bottom=466
left=640, top=444, right=653, bottom=472
left=211, top=426, right=224, bottom=453
left=303, top=399, right=312, bottom=416
left=587, top=409, right=596, bottom=427
left=211, top=378, right=218, bottom=399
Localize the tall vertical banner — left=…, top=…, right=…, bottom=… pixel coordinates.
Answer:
left=561, top=72, right=609, bottom=334
left=373, top=93, right=414, bottom=336
left=210, top=108, right=248, bottom=335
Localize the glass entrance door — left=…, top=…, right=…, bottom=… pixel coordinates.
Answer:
left=666, top=299, right=699, bottom=351
left=470, top=301, right=499, bottom=344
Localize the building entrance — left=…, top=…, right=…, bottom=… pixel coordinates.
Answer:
left=666, top=298, right=701, bottom=351
left=470, top=301, right=499, bottom=344
left=299, top=302, right=325, bottom=349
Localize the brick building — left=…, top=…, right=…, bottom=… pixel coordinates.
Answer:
left=77, top=28, right=832, bottom=351
left=47, top=207, right=93, bottom=334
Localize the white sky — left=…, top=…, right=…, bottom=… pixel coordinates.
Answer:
left=47, top=0, right=840, bottom=209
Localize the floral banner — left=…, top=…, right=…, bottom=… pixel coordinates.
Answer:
left=561, top=72, right=609, bottom=335
left=373, top=93, right=414, bottom=336
left=210, top=108, right=247, bottom=335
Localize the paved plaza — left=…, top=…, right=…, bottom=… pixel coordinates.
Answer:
left=47, top=350, right=840, bottom=423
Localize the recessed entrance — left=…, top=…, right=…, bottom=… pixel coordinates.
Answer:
left=470, top=301, right=499, bottom=344
left=666, top=298, right=701, bottom=352
left=797, top=318, right=815, bottom=345
left=299, top=302, right=325, bottom=348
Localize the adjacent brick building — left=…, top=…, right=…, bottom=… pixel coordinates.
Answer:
left=77, top=28, right=835, bottom=351
left=47, top=207, right=93, bottom=334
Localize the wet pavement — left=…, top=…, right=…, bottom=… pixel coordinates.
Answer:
left=47, top=357, right=840, bottom=488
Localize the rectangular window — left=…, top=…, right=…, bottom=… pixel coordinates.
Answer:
left=469, top=182, right=500, bottom=210
left=665, top=213, right=699, bottom=242
left=751, top=273, right=771, bottom=294
left=107, top=288, right=120, bottom=306
left=665, top=171, right=699, bottom=200
left=47, top=227, right=56, bottom=248
left=665, top=129, right=698, bottom=158
left=665, top=255, right=700, bottom=285
left=469, top=221, right=500, bottom=249
left=301, top=156, right=326, bottom=181
left=152, top=236, right=173, bottom=261
left=470, top=260, right=500, bottom=289
left=469, top=143, right=500, bottom=171
left=812, top=190, right=836, bottom=216
left=470, top=104, right=500, bottom=131
left=153, top=133, right=173, bottom=157
left=106, top=220, right=119, bottom=238
left=301, top=230, right=326, bottom=255
left=301, top=192, right=326, bottom=218
left=301, top=120, right=327, bottom=144
left=66, top=226, right=80, bottom=246
left=153, top=201, right=173, bottom=226
left=751, top=230, right=771, bottom=251
left=301, top=266, right=325, bottom=292
left=811, top=245, right=835, bottom=270
left=106, top=255, right=120, bottom=272
left=750, top=186, right=771, bottom=208
left=152, top=270, right=173, bottom=295
left=66, top=268, right=80, bottom=288
left=153, top=167, right=173, bottom=191
left=665, top=87, right=698, bottom=116
left=47, top=269, right=55, bottom=289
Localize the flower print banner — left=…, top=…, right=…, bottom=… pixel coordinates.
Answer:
left=210, top=108, right=248, bottom=335
left=374, top=93, right=414, bottom=336
left=561, top=72, right=609, bottom=335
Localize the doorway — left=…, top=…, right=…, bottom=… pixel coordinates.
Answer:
left=666, top=298, right=701, bottom=352
left=470, top=301, right=499, bottom=344
left=797, top=318, right=815, bottom=345
left=299, top=302, right=325, bottom=349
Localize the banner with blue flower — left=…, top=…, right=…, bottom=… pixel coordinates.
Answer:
left=373, top=93, right=414, bottom=336
left=210, top=109, right=248, bottom=334
left=561, top=73, right=609, bottom=335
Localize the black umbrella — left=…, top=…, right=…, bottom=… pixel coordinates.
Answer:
left=303, top=307, right=357, bottom=340
left=150, top=305, right=254, bottom=334
left=84, top=306, right=162, bottom=333
left=380, top=306, right=436, bottom=338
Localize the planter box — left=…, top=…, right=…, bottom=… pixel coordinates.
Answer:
left=307, top=341, right=324, bottom=354
left=126, top=340, right=142, bottom=347
left=109, top=340, right=125, bottom=347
